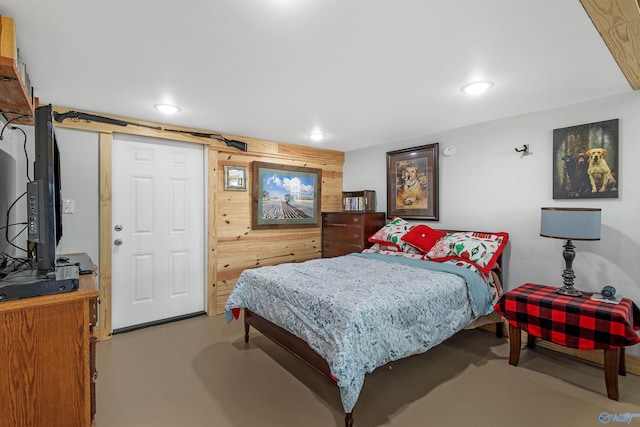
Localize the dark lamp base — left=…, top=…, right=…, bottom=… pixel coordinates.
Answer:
left=556, top=286, right=582, bottom=297
left=557, top=239, right=582, bottom=297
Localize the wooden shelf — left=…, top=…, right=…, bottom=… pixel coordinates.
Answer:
left=342, top=190, right=376, bottom=212
left=0, top=15, right=34, bottom=125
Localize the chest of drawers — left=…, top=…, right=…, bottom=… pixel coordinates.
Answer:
left=321, top=212, right=386, bottom=258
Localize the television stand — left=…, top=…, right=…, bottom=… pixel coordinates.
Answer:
left=0, top=268, right=99, bottom=426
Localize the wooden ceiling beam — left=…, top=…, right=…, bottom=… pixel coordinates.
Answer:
left=580, top=0, right=640, bottom=90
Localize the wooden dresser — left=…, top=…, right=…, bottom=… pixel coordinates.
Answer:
left=0, top=272, right=99, bottom=427
left=321, top=212, right=386, bottom=258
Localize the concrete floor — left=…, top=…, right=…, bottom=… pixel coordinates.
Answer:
left=96, top=314, right=640, bottom=427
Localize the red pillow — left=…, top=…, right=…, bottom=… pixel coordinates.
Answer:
left=400, top=225, right=447, bottom=253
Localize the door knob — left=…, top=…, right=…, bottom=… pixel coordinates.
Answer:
left=114, top=224, right=123, bottom=232
left=114, top=239, right=123, bottom=246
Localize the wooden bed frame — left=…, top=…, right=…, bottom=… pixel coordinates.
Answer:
left=241, top=251, right=505, bottom=427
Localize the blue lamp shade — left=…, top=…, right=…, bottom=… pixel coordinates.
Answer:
left=540, top=208, right=601, bottom=241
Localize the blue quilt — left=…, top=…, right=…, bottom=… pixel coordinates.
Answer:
left=224, top=252, right=493, bottom=413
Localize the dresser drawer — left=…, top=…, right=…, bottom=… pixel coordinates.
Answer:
left=323, top=225, right=365, bottom=245
left=89, top=297, right=98, bottom=327
left=322, top=212, right=363, bottom=226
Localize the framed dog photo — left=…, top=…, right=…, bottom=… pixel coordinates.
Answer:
left=386, top=143, right=439, bottom=220
left=224, top=165, right=247, bottom=191
left=552, top=119, right=619, bottom=199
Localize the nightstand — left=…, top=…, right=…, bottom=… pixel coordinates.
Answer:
left=494, top=283, right=640, bottom=400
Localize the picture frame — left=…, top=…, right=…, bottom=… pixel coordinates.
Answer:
left=552, top=119, right=619, bottom=199
left=386, top=143, right=439, bottom=220
left=224, top=165, right=247, bottom=191
left=251, top=161, right=322, bottom=229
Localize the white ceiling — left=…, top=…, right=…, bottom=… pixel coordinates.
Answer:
left=2, top=0, right=632, bottom=152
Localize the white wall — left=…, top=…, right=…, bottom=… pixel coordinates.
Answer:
left=345, top=91, right=640, bottom=352
left=1, top=121, right=34, bottom=259
left=0, top=120, right=20, bottom=258
left=3, top=125, right=100, bottom=276
left=54, top=128, right=100, bottom=265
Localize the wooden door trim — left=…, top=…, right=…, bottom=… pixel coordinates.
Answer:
left=98, top=132, right=112, bottom=340
left=207, top=149, right=218, bottom=318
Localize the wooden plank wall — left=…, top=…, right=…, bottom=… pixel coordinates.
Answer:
left=50, top=106, right=344, bottom=336
left=580, top=0, right=640, bottom=90
left=210, top=147, right=343, bottom=314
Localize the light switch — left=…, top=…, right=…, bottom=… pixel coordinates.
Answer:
left=62, top=199, right=75, bottom=214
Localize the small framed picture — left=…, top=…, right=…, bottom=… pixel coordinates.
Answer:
left=224, top=165, right=247, bottom=191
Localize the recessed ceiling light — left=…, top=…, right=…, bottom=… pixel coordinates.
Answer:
left=308, top=132, right=325, bottom=141
left=154, top=104, right=181, bottom=114
left=461, top=81, right=493, bottom=95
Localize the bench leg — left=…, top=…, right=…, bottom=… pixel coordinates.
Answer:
left=508, top=324, right=521, bottom=366
left=619, top=347, right=626, bottom=376
left=603, top=348, right=620, bottom=401
left=526, top=333, right=537, bottom=349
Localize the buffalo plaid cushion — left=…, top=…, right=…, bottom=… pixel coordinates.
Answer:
left=494, top=283, right=640, bottom=350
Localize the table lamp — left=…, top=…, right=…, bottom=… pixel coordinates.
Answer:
left=540, top=207, right=601, bottom=296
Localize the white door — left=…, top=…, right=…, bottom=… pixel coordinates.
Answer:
left=112, top=134, right=205, bottom=330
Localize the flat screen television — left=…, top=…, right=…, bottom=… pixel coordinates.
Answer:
left=27, top=104, right=63, bottom=275
left=0, top=105, right=78, bottom=301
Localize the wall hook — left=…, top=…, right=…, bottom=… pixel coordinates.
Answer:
left=515, top=144, right=531, bottom=157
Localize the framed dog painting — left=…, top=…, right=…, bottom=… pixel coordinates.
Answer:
left=386, top=143, right=439, bottom=220
left=552, top=119, right=619, bottom=199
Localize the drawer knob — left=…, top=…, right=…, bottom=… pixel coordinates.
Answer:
left=352, top=218, right=360, bottom=223
left=353, top=234, right=360, bottom=240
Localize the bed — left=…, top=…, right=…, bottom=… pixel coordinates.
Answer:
left=225, top=218, right=508, bottom=426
